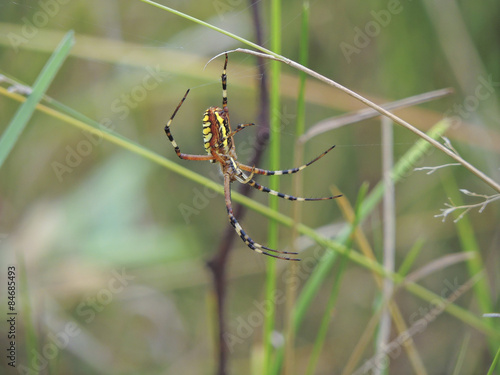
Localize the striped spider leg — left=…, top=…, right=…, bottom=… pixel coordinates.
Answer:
left=164, top=53, right=340, bottom=261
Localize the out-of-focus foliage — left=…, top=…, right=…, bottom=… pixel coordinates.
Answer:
left=0, top=1, right=499, bottom=374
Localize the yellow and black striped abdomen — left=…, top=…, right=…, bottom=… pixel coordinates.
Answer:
left=203, top=107, right=232, bottom=163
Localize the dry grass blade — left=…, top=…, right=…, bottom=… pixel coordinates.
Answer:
left=333, top=185, right=428, bottom=375
left=300, top=88, right=453, bottom=142
left=405, top=252, right=476, bottom=283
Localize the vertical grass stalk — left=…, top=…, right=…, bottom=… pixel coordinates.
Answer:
left=374, top=116, right=396, bottom=375
left=284, top=2, right=310, bottom=373
left=263, top=0, right=282, bottom=372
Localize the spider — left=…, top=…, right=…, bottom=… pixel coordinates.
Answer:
left=164, top=53, right=340, bottom=261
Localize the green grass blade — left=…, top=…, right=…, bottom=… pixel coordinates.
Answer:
left=0, top=30, right=74, bottom=168
left=487, top=345, right=500, bottom=375
left=284, top=2, right=310, bottom=373
left=264, top=0, right=282, bottom=372
left=397, top=238, right=425, bottom=277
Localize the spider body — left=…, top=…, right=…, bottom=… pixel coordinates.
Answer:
left=164, top=53, right=340, bottom=260
left=202, top=107, right=235, bottom=165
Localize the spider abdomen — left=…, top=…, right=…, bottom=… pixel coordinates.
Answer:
left=202, top=107, right=233, bottom=163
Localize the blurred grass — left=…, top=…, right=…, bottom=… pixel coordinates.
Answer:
left=1, top=1, right=499, bottom=374
left=305, top=183, right=369, bottom=375
left=283, top=2, right=310, bottom=373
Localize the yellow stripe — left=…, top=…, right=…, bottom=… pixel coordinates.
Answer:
left=215, top=113, right=225, bottom=133
left=215, top=112, right=228, bottom=148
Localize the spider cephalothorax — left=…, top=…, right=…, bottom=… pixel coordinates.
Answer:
left=164, top=53, right=340, bottom=260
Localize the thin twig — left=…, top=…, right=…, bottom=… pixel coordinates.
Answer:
left=209, top=48, right=500, bottom=194
left=374, top=117, right=395, bottom=375
left=414, top=163, right=461, bottom=174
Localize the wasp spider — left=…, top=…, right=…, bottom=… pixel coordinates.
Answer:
left=164, top=54, right=340, bottom=260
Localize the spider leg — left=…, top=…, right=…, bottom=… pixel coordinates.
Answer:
left=165, top=89, right=215, bottom=161
left=228, top=123, right=255, bottom=138
left=223, top=174, right=300, bottom=261
left=238, top=145, right=336, bottom=175
left=216, top=123, right=255, bottom=150
left=244, top=178, right=342, bottom=201
left=222, top=53, right=228, bottom=111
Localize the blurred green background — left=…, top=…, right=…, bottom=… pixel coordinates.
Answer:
left=0, top=1, right=499, bottom=374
